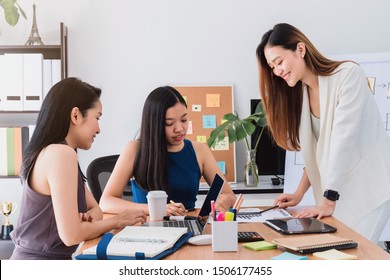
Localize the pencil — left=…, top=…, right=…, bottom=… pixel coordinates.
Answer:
left=233, top=193, right=242, bottom=209
left=235, top=196, right=244, bottom=212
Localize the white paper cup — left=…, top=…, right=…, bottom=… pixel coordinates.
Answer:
left=146, top=190, right=167, bottom=221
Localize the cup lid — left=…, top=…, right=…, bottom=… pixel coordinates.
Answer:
left=146, top=190, right=167, bottom=198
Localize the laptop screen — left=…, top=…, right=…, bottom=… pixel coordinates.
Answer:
left=198, top=173, right=224, bottom=218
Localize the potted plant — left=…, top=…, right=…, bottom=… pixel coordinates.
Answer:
left=1, top=0, right=26, bottom=26
left=207, top=100, right=267, bottom=186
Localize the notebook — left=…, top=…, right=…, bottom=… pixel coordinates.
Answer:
left=264, top=217, right=337, bottom=234
left=77, top=226, right=191, bottom=260
left=143, top=173, right=224, bottom=236
left=272, top=233, right=358, bottom=254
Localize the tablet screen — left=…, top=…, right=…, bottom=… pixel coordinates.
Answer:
left=264, top=217, right=337, bottom=234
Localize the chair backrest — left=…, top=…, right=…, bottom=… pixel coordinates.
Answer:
left=86, top=154, right=120, bottom=203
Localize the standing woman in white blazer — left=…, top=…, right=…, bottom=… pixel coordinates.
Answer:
left=256, top=23, right=390, bottom=243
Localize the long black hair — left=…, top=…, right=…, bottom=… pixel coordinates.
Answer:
left=133, top=86, right=187, bottom=193
left=20, top=77, right=101, bottom=181
left=256, top=23, right=347, bottom=150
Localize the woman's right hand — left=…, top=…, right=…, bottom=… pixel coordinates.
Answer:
left=274, top=192, right=302, bottom=209
left=166, top=202, right=187, bottom=216
left=115, top=209, right=146, bottom=228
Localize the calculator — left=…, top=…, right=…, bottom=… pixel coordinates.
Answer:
left=237, top=231, right=264, bottom=242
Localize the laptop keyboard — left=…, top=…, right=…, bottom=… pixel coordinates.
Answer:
left=163, top=220, right=202, bottom=236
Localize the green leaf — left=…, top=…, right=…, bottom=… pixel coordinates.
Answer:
left=242, top=121, right=256, bottom=135
left=235, top=124, right=247, bottom=141
left=1, top=0, right=26, bottom=26
left=222, top=113, right=239, bottom=122
left=227, top=126, right=237, bottom=143
left=16, top=2, right=26, bottom=19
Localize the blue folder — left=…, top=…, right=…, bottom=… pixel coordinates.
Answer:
left=75, top=231, right=193, bottom=260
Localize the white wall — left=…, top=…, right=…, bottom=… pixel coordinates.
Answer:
left=1, top=0, right=390, bottom=213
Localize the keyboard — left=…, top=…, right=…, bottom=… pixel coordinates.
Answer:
left=163, top=220, right=203, bottom=236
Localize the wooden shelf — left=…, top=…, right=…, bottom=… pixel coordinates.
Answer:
left=0, top=45, right=61, bottom=59
left=0, top=22, right=68, bottom=79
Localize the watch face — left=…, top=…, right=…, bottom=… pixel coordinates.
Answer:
left=324, top=190, right=339, bottom=201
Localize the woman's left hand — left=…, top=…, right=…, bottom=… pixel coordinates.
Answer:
left=79, top=212, right=94, bottom=222
left=295, top=199, right=336, bottom=220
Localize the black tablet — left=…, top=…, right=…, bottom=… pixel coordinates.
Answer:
left=264, top=217, right=337, bottom=234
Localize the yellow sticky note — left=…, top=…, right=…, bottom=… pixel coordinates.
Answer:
left=211, top=136, right=229, bottom=151
left=206, top=94, right=220, bottom=107
left=197, top=135, right=207, bottom=143
left=367, top=77, right=375, bottom=94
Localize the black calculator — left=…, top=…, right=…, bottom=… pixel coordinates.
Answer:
left=237, top=231, right=264, bottom=242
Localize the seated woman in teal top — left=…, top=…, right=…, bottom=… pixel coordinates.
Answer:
left=100, top=86, right=236, bottom=216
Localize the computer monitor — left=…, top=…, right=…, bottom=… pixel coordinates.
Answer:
left=250, top=99, right=286, bottom=183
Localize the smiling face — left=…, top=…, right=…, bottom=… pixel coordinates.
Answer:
left=165, top=102, right=188, bottom=151
left=264, top=43, right=306, bottom=87
left=69, top=99, right=102, bottom=150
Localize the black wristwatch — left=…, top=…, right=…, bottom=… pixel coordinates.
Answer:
left=323, top=190, right=340, bottom=201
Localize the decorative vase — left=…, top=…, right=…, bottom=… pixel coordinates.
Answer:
left=244, top=149, right=259, bottom=187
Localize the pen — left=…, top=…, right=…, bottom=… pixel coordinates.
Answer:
left=238, top=205, right=279, bottom=216
left=258, top=205, right=279, bottom=214
left=163, top=216, right=197, bottom=221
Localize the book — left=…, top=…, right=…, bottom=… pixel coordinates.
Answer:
left=78, top=226, right=191, bottom=260
left=272, top=234, right=358, bottom=254
left=313, top=249, right=358, bottom=260
left=269, top=252, right=308, bottom=260
left=243, top=240, right=277, bottom=251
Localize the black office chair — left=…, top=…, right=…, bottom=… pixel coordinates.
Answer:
left=86, top=154, right=132, bottom=203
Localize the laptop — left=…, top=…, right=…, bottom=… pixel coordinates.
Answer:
left=264, top=217, right=337, bottom=235
left=143, top=173, right=224, bottom=236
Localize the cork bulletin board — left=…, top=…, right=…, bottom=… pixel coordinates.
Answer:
left=174, top=86, right=236, bottom=182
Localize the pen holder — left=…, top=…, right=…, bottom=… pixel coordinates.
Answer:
left=212, top=221, right=238, bottom=252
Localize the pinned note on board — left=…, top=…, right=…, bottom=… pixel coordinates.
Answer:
left=206, top=94, right=220, bottom=107
left=202, top=115, right=216, bottom=129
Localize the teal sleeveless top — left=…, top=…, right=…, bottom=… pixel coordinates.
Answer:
left=132, top=139, right=201, bottom=209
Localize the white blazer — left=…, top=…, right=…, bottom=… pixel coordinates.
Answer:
left=299, top=62, right=390, bottom=228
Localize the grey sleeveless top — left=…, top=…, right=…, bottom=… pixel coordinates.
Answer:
left=10, top=149, right=87, bottom=260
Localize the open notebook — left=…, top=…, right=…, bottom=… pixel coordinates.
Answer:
left=78, top=226, right=190, bottom=259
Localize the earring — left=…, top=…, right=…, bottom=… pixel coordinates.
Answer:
left=301, top=53, right=305, bottom=58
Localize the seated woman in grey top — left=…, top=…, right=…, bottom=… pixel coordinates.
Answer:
left=10, top=78, right=146, bottom=260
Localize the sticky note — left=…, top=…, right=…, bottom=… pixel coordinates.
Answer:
left=388, top=82, right=390, bottom=97
left=243, top=241, right=277, bottom=251
left=211, top=136, right=229, bottom=151
left=187, top=121, right=193, bottom=135
left=217, top=161, right=226, bottom=174
left=197, top=135, right=207, bottom=143
left=206, top=94, right=220, bottom=107
left=203, top=115, right=216, bottom=129
left=192, top=104, right=202, bottom=112
left=313, top=249, right=357, bottom=260
left=367, top=77, right=375, bottom=94
left=269, top=252, right=308, bottom=260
